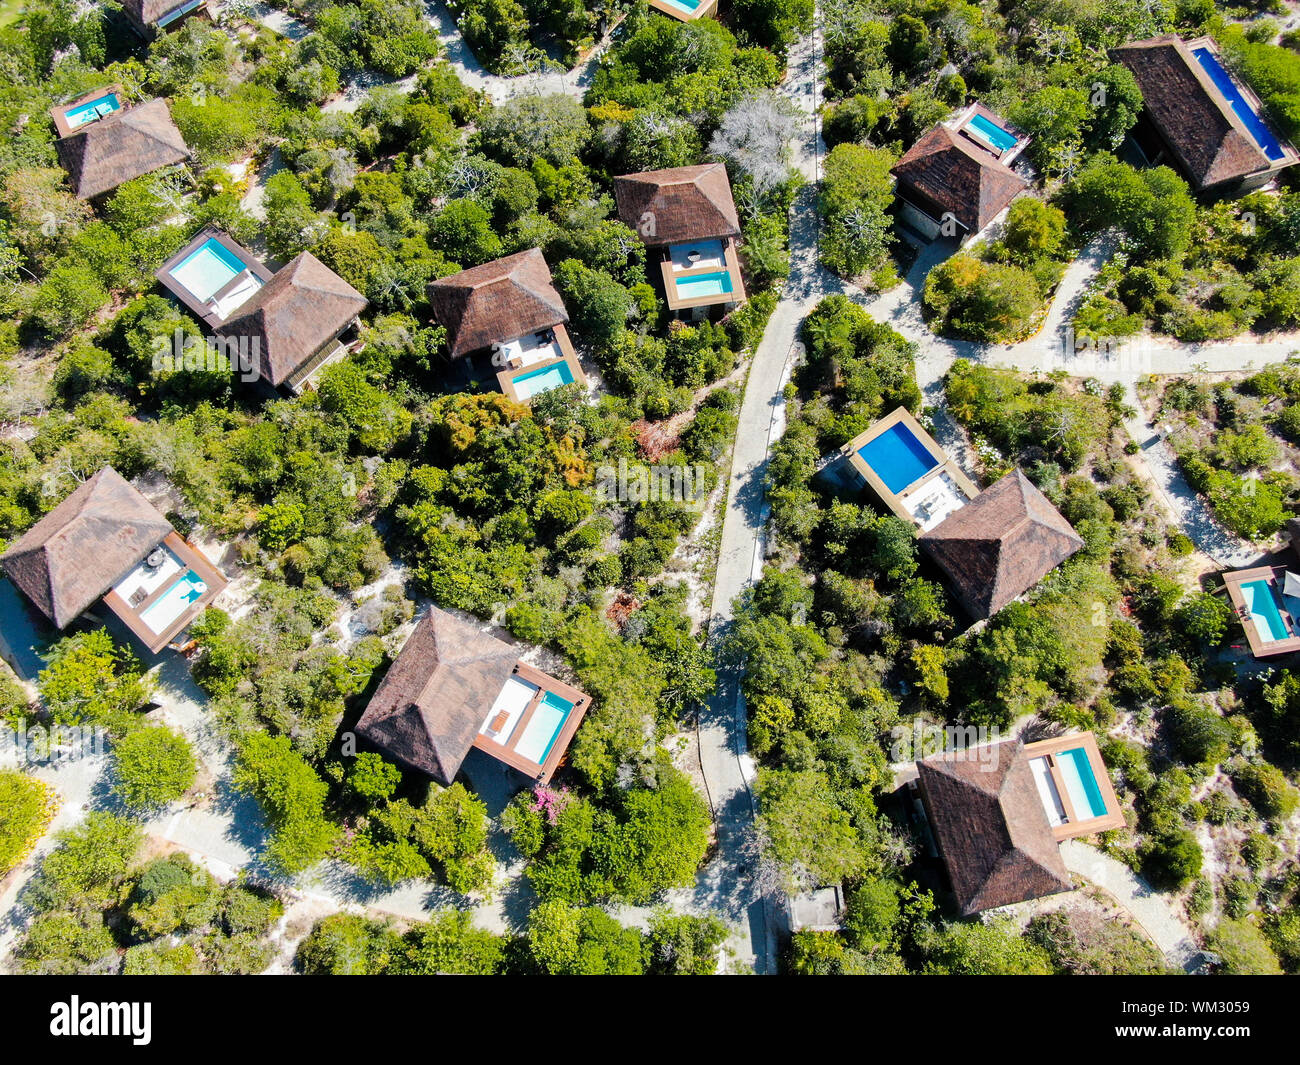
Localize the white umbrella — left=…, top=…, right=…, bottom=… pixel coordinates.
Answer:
left=1283, top=571, right=1300, bottom=602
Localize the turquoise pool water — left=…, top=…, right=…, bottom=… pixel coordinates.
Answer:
left=157, top=0, right=203, bottom=27
left=65, top=92, right=121, bottom=129
left=171, top=239, right=246, bottom=302
left=1193, top=47, right=1285, bottom=162
left=516, top=691, right=575, bottom=765
left=857, top=422, right=938, bottom=494
left=139, top=570, right=208, bottom=634
left=676, top=270, right=733, bottom=299
left=1057, top=747, right=1108, bottom=820
left=512, top=361, right=574, bottom=399
left=967, top=113, right=1018, bottom=153
left=658, top=0, right=703, bottom=10
left=1243, top=578, right=1290, bottom=642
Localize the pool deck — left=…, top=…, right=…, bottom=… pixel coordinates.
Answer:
left=156, top=226, right=273, bottom=326
left=646, top=0, right=719, bottom=22
left=950, top=101, right=1030, bottom=166
left=659, top=236, right=747, bottom=311
left=471, top=660, right=590, bottom=784
left=50, top=84, right=124, bottom=139
left=1222, top=564, right=1300, bottom=658
left=1023, top=732, right=1126, bottom=841
left=101, top=531, right=228, bottom=654
left=494, top=323, right=588, bottom=402
left=840, top=407, right=979, bottom=527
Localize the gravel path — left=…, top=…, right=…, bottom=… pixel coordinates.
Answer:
left=1060, top=840, right=1202, bottom=971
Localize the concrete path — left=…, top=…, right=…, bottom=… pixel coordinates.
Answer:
left=1060, top=840, right=1201, bottom=971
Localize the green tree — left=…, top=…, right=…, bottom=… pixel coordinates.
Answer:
left=111, top=726, right=197, bottom=812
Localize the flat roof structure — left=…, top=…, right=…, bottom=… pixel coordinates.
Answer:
left=50, top=85, right=125, bottom=139
left=356, top=608, right=590, bottom=787
left=156, top=226, right=274, bottom=326
left=840, top=408, right=979, bottom=531
left=1113, top=35, right=1298, bottom=194
left=1222, top=564, right=1300, bottom=658
left=646, top=0, right=720, bottom=25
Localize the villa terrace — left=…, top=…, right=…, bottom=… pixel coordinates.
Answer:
left=429, top=249, right=588, bottom=403
left=156, top=226, right=273, bottom=326
left=0, top=467, right=226, bottom=654
left=1114, top=35, right=1299, bottom=195
left=50, top=85, right=124, bottom=139
left=615, top=163, right=747, bottom=316
left=836, top=407, right=979, bottom=531
left=357, top=608, right=590, bottom=787
left=913, top=731, right=1122, bottom=914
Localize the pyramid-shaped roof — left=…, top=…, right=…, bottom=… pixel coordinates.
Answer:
left=920, top=469, right=1083, bottom=620
left=1113, top=36, right=1276, bottom=191
left=614, top=162, right=741, bottom=246
left=428, top=249, right=569, bottom=360
left=0, top=467, right=174, bottom=629
left=891, top=125, right=1028, bottom=233
left=215, top=252, right=367, bottom=387
left=55, top=97, right=190, bottom=199
left=355, top=608, right=522, bottom=784
left=917, top=739, right=1073, bottom=914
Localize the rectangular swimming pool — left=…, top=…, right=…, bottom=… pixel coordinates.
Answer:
left=139, top=570, right=209, bottom=635
left=657, top=0, right=703, bottom=10
left=857, top=422, right=939, bottom=494
left=675, top=270, right=733, bottom=299
left=1243, top=578, right=1290, bottom=642
left=515, top=691, right=575, bottom=766
left=511, top=361, right=574, bottom=399
left=1056, top=747, right=1109, bottom=821
left=966, top=114, right=1018, bottom=153
left=170, top=238, right=248, bottom=302
left=65, top=92, right=121, bottom=129
left=1193, top=47, right=1286, bottom=162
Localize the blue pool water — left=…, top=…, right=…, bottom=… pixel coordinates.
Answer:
left=139, top=570, right=208, bottom=634
left=1057, top=747, right=1108, bottom=820
left=157, top=0, right=203, bottom=27
left=512, top=361, right=575, bottom=399
left=515, top=691, right=575, bottom=765
left=170, top=239, right=246, bottom=302
left=658, top=0, right=703, bottom=10
left=1243, top=578, right=1290, bottom=642
left=1193, top=47, right=1286, bottom=162
left=966, top=113, right=1018, bottom=153
left=857, top=422, right=938, bottom=494
left=65, top=92, right=121, bottom=129
left=676, top=270, right=733, bottom=299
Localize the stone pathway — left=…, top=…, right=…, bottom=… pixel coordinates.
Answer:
left=1059, top=840, right=1202, bottom=971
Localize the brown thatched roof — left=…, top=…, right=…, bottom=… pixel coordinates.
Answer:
left=614, top=162, right=741, bottom=245
left=917, top=739, right=1073, bottom=915
left=355, top=608, right=521, bottom=784
left=0, top=467, right=174, bottom=629
left=1113, top=36, right=1273, bottom=190
left=891, top=125, right=1028, bottom=233
left=920, top=469, right=1083, bottom=620
left=55, top=97, right=190, bottom=200
left=428, top=249, right=568, bottom=360
left=215, top=252, right=367, bottom=387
